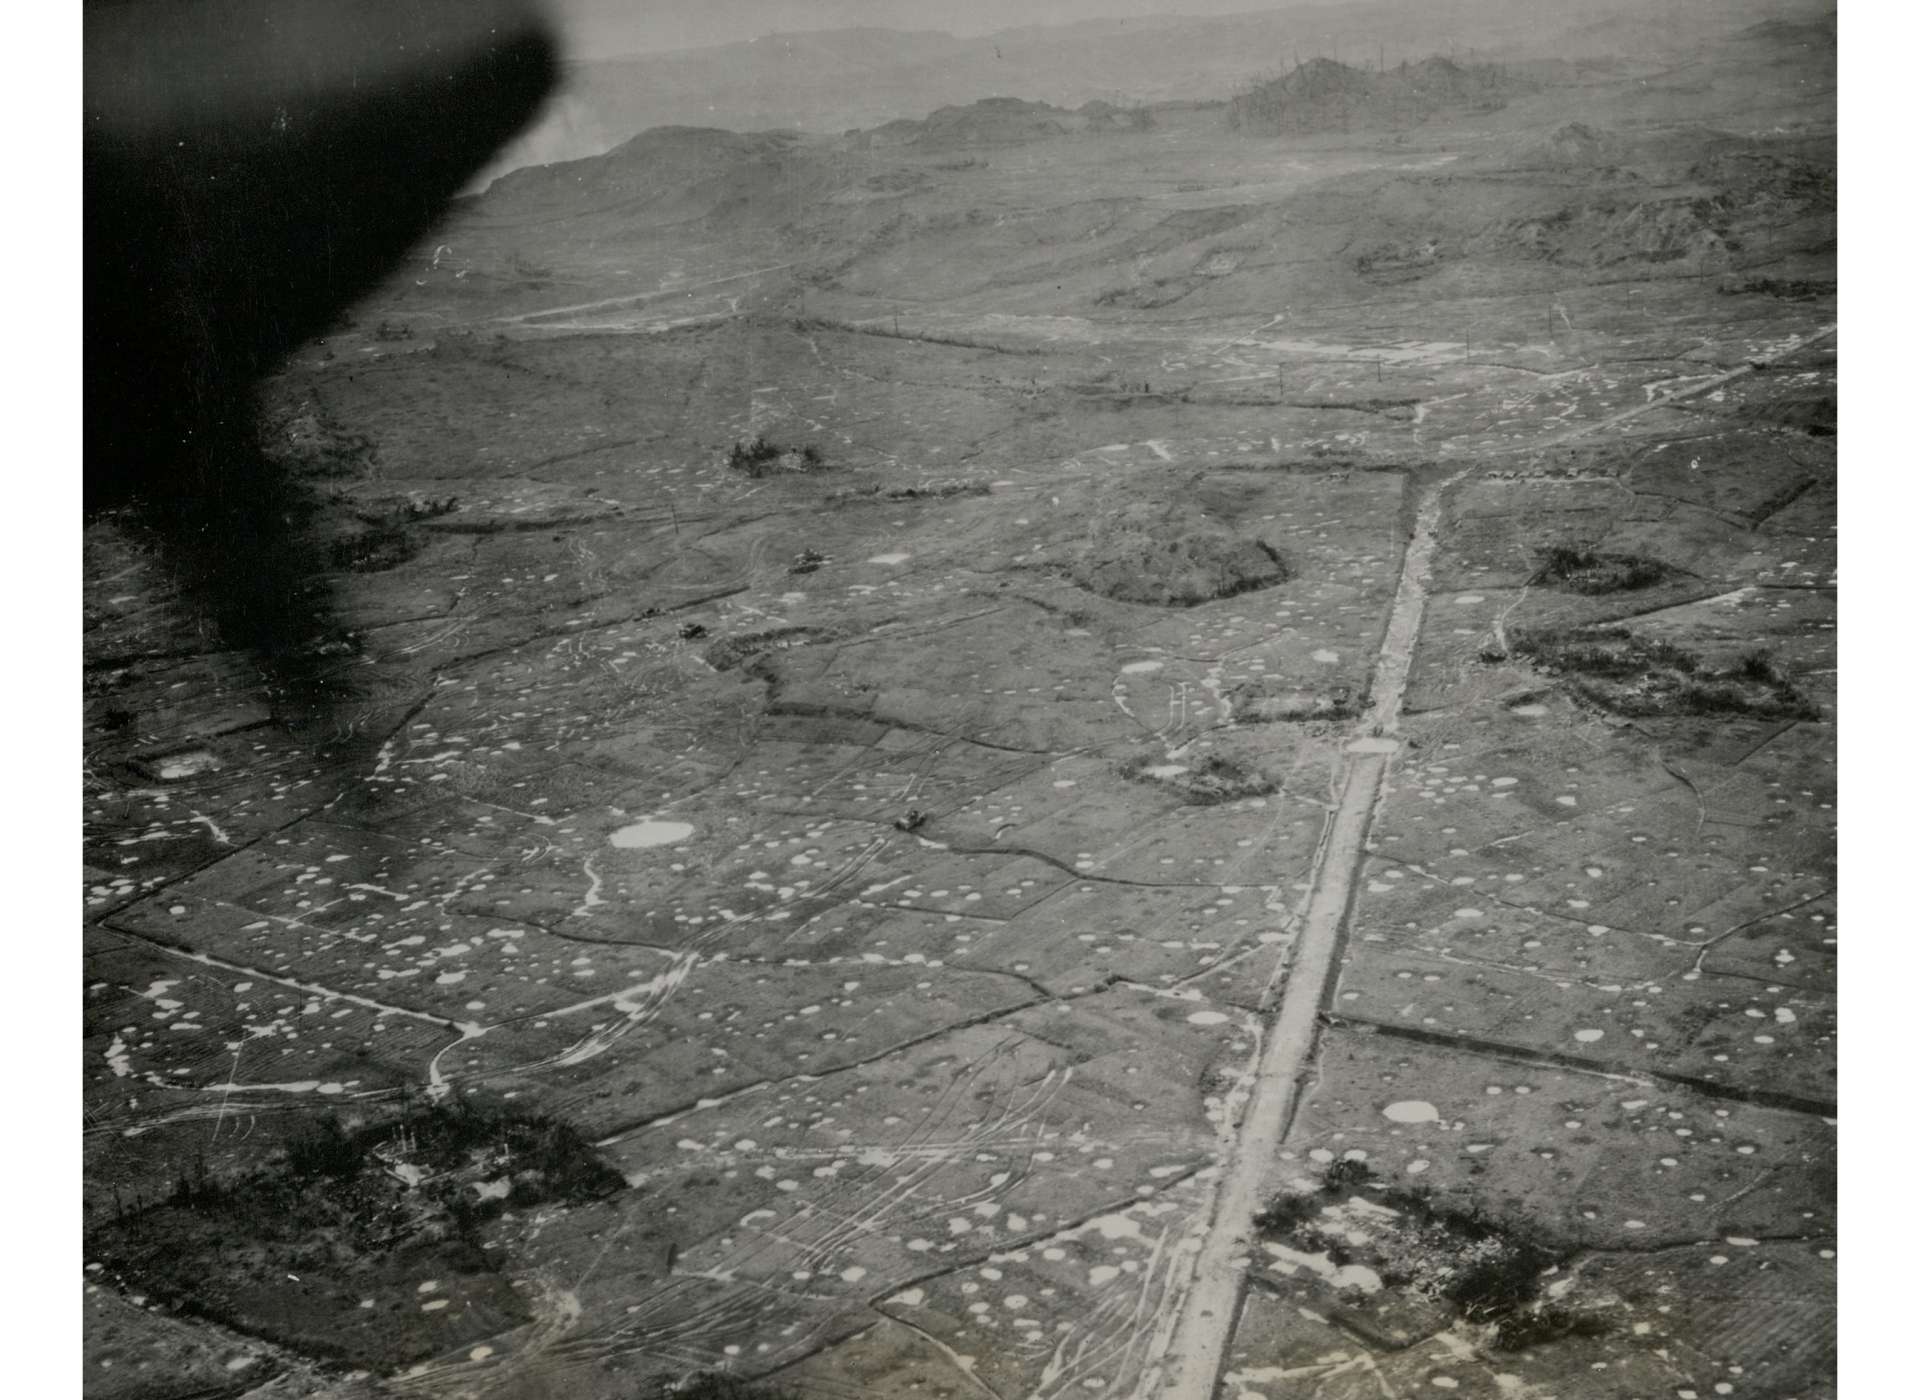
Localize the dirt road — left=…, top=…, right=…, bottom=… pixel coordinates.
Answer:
left=1149, top=471, right=1460, bottom=1400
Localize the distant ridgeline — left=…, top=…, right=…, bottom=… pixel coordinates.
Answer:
left=1227, top=56, right=1535, bottom=136
left=851, top=96, right=1153, bottom=152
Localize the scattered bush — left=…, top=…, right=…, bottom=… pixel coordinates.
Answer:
left=1226, top=677, right=1359, bottom=723
left=88, top=1099, right=624, bottom=1357
left=1322, top=1157, right=1375, bottom=1192
left=325, top=497, right=459, bottom=573
left=1065, top=504, right=1289, bottom=607
left=1506, top=627, right=1819, bottom=720
left=263, top=407, right=378, bottom=480
left=1530, top=543, right=1673, bottom=594
left=829, top=481, right=991, bottom=503
left=1253, top=1173, right=1575, bottom=1335
left=1492, top=1306, right=1614, bottom=1352
left=1119, top=752, right=1279, bottom=805
left=1721, top=276, right=1834, bottom=301
left=704, top=626, right=836, bottom=672
left=727, top=437, right=827, bottom=477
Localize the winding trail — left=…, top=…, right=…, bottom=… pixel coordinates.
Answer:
left=1148, top=468, right=1463, bottom=1400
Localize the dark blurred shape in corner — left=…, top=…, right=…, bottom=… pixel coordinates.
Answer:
left=84, top=0, right=556, bottom=650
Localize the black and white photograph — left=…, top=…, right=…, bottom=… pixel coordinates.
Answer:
left=68, top=2, right=1857, bottom=1396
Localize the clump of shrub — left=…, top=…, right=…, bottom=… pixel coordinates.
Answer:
left=727, top=437, right=826, bottom=477
left=1530, top=543, right=1673, bottom=594
left=1226, top=677, right=1359, bottom=723
left=85, top=1100, right=622, bottom=1369
left=1505, top=627, right=1819, bottom=719
left=1063, top=503, right=1289, bottom=607
left=1721, top=276, right=1833, bottom=301
left=1251, top=1169, right=1608, bottom=1345
left=1322, top=1157, right=1375, bottom=1192
left=1492, top=1305, right=1615, bottom=1352
left=704, top=626, right=837, bottom=672
left=326, top=497, right=459, bottom=573
left=262, top=405, right=378, bottom=480
left=1119, top=751, right=1279, bottom=805
left=829, top=480, right=991, bottom=503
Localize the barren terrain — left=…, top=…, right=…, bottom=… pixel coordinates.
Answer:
left=84, top=7, right=1836, bottom=1398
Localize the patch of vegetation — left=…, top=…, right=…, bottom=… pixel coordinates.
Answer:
left=261, top=405, right=378, bottom=481
left=84, top=1101, right=623, bottom=1369
left=327, top=497, right=460, bottom=573
left=704, top=626, right=838, bottom=672
left=1064, top=503, right=1289, bottom=607
left=1253, top=1168, right=1606, bottom=1344
left=1721, top=276, right=1834, bottom=301
left=1226, top=677, right=1359, bottom=723
left=1322, top=1157, right=1375, bottom=1192
left=1119, top=752, right=1280, bottom=806
left=1492, top=1305, right=1615, bottom=1352
left=829, top=480, right=991, bottom=503
left=1506, top=627, right=1819, bottom=719
left=727, top=437, right=827, bottom=477
left=1530, top=543, right=1674, bottom=594
left=329, top=525, right=415, bottom=572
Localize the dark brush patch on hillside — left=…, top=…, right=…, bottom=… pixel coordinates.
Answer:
left=1499, top=628, right=1819, bottom=720
left=1530, top=544, right=1675, bottom=594
left=1228, top=56, right=1532, bottom=136
left=1118, top=751, right=1281, bottom=806
left=1255, top=1160, right=1611, bottom=1352
left=705, top=626, right=844, bottom=672
left=1722, top=276, right=1835, bottom=302
left=828, top=480, right=991, bottom=503
left=1227, top=677, right=1361, bottom=723
left=1058, top=502, right=1290, bottom=608
left=727, top=437, right=828, bottom=477
left=85, top=1100, right=623, bottom=1369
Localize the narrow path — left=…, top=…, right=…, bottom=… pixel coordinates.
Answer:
left=1147, top=469, right=1462, bottom=1400
left=1547, top=323, right=1836, bottom=445
left=483, top=263, right=796, bottom=327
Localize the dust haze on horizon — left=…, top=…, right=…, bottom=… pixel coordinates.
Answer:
left=555, top=0, right=1407, bottom=58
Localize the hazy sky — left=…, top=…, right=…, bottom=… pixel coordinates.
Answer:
left=551, top=1, right=1317, bottom=57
